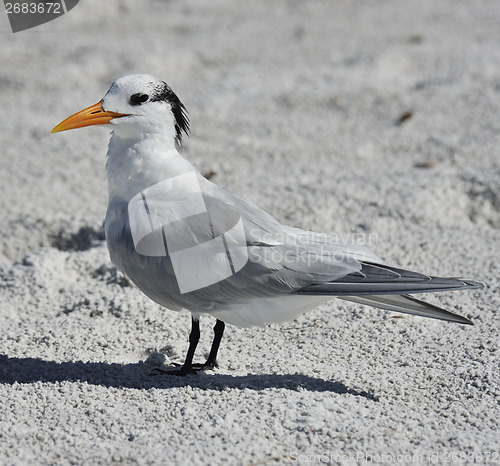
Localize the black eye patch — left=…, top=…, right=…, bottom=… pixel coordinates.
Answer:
left=129, top=93, right=149, bottom=106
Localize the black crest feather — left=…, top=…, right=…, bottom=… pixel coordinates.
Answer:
left=150, top=82, right=190, bottom=145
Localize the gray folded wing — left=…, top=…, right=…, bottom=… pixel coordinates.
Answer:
left=296, top=262, right=484, bottom=295
left=296, top=262, right=483, bottom=324
left=107, top=173, right=483, bottom=325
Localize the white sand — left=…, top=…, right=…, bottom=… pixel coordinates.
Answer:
left=1, top=0, right=499, bottom=464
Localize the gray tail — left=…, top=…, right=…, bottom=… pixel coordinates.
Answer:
left=339, top=294, right=473, bottom=325
left=296, top=262, right=484, bottom=324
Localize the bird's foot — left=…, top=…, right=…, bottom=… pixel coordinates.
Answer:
left=150, top=360, right=218, bottom=376
left=191, top=360, right=218, bottom=371
left=150, top=365, right=197, bottom=376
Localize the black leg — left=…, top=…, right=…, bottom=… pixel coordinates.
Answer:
left=206, top=319, right=225, bottom=367
left=182, top=317, right=200, bottom=371
left=152, top=317, right=200, bottom=376
left=192, top=319, right=225, bottom=370
left=152, top=318, right=225, bottom=376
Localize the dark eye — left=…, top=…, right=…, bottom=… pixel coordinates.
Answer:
left=129, top=93, right=149, bottom=106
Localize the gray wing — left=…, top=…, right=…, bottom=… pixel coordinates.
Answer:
left=296, top=262, right=483, bottom=295
left=177, top=191, right=366, bottom=300
left=296, top=262, right=483, bottom=324
left=106, top=177, right=370, bottom=311
left=107, top=174, right=483, bottom=324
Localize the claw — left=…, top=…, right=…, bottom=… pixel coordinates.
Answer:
left=191, top=361, right=218, bottom=370
left=150, top=365, right=197, bottom=376
left=150, top=360, right=218, bottom=376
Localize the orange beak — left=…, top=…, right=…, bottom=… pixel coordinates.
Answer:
left=51, top=101, right=130, bottom=133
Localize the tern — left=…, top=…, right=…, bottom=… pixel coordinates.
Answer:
left=52, top=74, right=483, bottom=375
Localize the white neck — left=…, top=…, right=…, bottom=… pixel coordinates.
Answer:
left=105, top=129, right=196, bottom=205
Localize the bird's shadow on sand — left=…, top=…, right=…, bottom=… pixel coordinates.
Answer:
left=0, top=354, right=378, bottom=401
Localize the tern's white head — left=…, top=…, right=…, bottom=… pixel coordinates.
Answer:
left=51, top=74, right=190, bottom=145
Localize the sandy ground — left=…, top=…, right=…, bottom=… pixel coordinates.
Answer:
left=1, top=0, right=499, bottom=464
